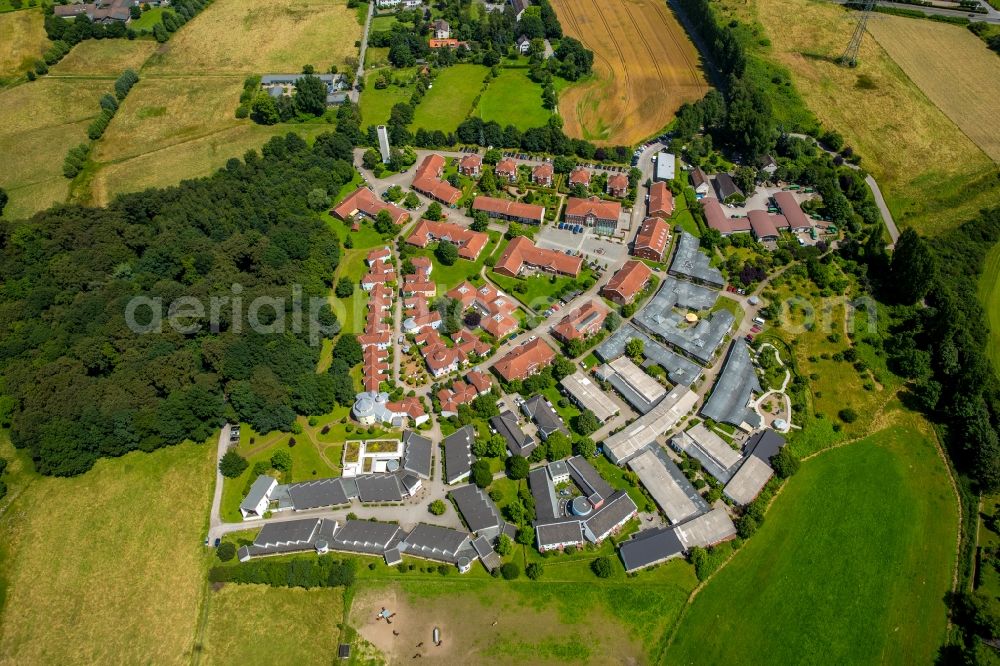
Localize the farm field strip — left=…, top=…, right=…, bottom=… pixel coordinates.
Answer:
left=550, top=0, right=708, bottom=145
left=867, top=16, right=1000, bottom=162
left=744, top=0, right=998, bottom=234
left=0, top=9, right=50, bottom=78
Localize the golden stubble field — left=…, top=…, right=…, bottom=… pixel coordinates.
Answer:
left=550, top=0, right=708, bottom=146
left=737, top=0, right=999, bottom=234
left=143, top=0, right=362, bottom=74
left=868, top=15, right=1000, bottom=162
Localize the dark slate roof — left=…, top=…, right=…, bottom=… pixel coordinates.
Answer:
left=582, top=491, right=637, bottom=542
left=745, top=428, right=786, bottom=462
left=567, top=456, right=614, bottom=502
left=529, top=467, right=560, bottom=523
left=245, top=518, right=337, bottom=557
left=490, top=411, right=537, bottom=457
left=619, top=527, right=685, bottom=572
left=714, top=173, right=743, bottom=200
left=286, top=478, right=349, bottom=510
left=443, top=425, right=475, bottom=483
left=536, top=520, right=584, bottom=548
left=403, top=430, right=434, bottom=478
left=384, top=548, right=402, bottom=566
left=331, top=520, right=403, bottom=555
left=399, top=472, right=422, bottom=496
left=355, top=474, right=404, bottom=503
left=400, top=523, right=472, bottom=563
left=700, top=339, right=763, bottom=428
left=450, top=484, right=504, bottom=534
left=521, top=395, right=569, bottom=439
left=472, top=535, right=502, bottom=572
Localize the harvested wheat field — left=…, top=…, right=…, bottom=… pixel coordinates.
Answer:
left=550, top=0, right=708, bottom=145
left=868, top=15, right=1000, bottom=162
left=143, top=0, right=363, bottom=74
left=0, top=9, right=50, bottom=78
left=49, top=38, right=157, bottom=77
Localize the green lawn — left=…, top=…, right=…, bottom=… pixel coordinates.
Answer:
left=663, top=413, right=957, bottom=664
left=488, top=268, right=595, bottom=313
left=410, top=230, right=500, bottom=291
left=130, top=7, right=165, bottom=30
left=476, top=68, right=550, bottom=130
left=411, top=64, right=489, bottom=133
left=360, top=70, right=414, bottom=128
left=978, top=240, right=1000, bottom=377
left=369, top=14, right=399, bottom=31
left=330, top=248, right=376, bottom=334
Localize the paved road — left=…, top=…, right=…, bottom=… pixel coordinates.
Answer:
left=829, top=0, right=1000, bottom=23
left=789, top=133, right=899, bottom=244
left=349, top=2, right=374, bottom=104
left=207, top=424, right=231, bottom=542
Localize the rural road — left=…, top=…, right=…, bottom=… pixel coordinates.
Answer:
left=350, top=1, right=374, bottom=104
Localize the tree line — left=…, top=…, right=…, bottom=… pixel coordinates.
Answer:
left=0, top=130, right=363, bottom=476
left=209, top=553, right=357, bottom=589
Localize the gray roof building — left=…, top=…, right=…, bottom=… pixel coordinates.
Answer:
left=472, top=535, right=502, bottom=572
left=520, top=395, right=569, bottom=440
left=355, top=474, right=404, bottom=503
left=536, top=520, right=585, bottom=550
left=724, top=429, right=787, bottom=505
left=560, top=371, right=619, bottom=423
left=669, top=232, right=725, bottom=288
left=400, top=523, right=474, bottom=564
left=674, top=507, right=737, bottom=549
left=634, top=277, right=734, bottom=366
left=331, top=519, right=404, bottom=555
left=450, top=484, right=506, bottom=538
left=238, top=517, right=338, bottom=560
left=603, top=384, right=700, bottom=465
left=490, top=410, right=536, bottom=457
left=619, top=526, right=685, bottom=572
left=595, top=356, right=666, bottom=415
left=529, top=467, right=560, bottom=523
left=627, top=447, right=708, bottom=524
left=669, top=424, right=743, bottom=483
left=595, top=323, right=702, bottom=386
left=240, top=475, right=277, bottom=516
left=700, top=339, right=763, bottom=430
left=567, top=455, right=614, bottom=505
left=286, top=478, right=351, bottom=510
left=403, top=430, right=433, bottom=478
left=745, top=428, right=786, bottom=461
left=714, top=173, right=743, bottom=201
left=443, top=425, right=475, bottom=484
left=582, top=490, right=637, bottom=542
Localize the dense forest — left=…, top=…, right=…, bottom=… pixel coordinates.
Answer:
left=0, top=131, right=358, bottom=476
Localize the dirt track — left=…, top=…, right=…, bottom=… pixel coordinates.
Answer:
left=551, top=0, right=709, bottom=146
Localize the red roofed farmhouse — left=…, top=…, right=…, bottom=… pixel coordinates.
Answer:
left=493, top=236, right=583, bottom=278
left=607, top=172, right=629, bottom=198
left=647, top=180, right=674, bottom=219
left=495, top=157, right=518, bottom=182
left=552, top=300, right=608, bottom=342
left=633, top=217, right=670, bottom=262
left=458, top=153, right=482, bottom=177
left=532, top=163, right=554, bottom=187
left=412, top=154, right=462, bottom=206
left=333, top=188, right=410, bottom=226
left=569, top=167, right=591, bottom=187
left=493, top=338, right=556, bottom=382
left=564, top=197, right=621, bottom=235
left=406, top=220, right=488, bottom=260
left=601, top=260, right=653, bottom=305
left=473, top=196, right=545, bottom=225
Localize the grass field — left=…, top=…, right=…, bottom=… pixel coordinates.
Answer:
left=0, top=9, right=49, bottom=78
left=664, top=412, right=957, bottom=664
left=0, top=436, right=216, bottom=663
left=49, top=38, right=157, bottom=76
left=143, top=0, right=362, bottom=74
left=732, top=0, right=999, bottom=235
left=129, top=6, right=166, bottom=30
left=360, top=70, right=414, bottom=128
left=979, top=241, right=1000, bottom=376
left=550, top=0, right=708, bottom=145
left=411, top=64, right=488, bottom=133
left=868, top=16, right=1000, bottom=163
left=475, top=68, right=550, bottom=130
left=0, top=77, right=109, bottom=218
left=202, top=586, right=346, bottom=664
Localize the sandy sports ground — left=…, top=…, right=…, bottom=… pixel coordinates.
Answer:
left=551, top=0, right=708, bottom=146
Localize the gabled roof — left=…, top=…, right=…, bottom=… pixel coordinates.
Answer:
left=493, top=338, right=556, bottom=382
left=333, top=188, right=409, bottom=226
left=443, top=425, right=475, bottom=483
left=450, top=484, right=505, bottom=535
left=635, top=217, right=670, bottom=257
left=602, top=259, right=652, bottom=302
left=490, top=410, right=536, bottom=457
left=473, top=196, right=545, bottom=223
left=521, top=395, right=569, bottom=439
left=565, top=196, right=621, bottom=222
left=647, top=181, right=674, bottom=219
left=406, top=220, right=488, bottom=259
left=402, top=430, right=433, bottom=478
left=494, top=236, right=582, bottom=277
left=412, top=154, right=462, bottom=204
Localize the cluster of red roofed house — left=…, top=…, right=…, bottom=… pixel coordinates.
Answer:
left=551, top=301, right=608, bottom=343
left=406, top=219, right=489, bottom=260
left=447, top=281, right=520, bottom=340
left=492, top=338, right=556, bottom=383
left=414, top=329, right=491, bottom=378
left=437, top=370, right=494, bottom=416
left=412, top=154, right=462, bottom=206
left=332, top=187, right=410, bottom=232
left=494, top=236, right=583, bottom=278
left=401, top=257, right=441, bottom=335
left=602, top=260, right=654, bottom=305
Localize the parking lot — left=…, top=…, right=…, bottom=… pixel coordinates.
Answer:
left=535, top=225, right=630, bottom=270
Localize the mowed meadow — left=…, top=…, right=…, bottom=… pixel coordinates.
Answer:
left=0, top=435, right=217, bottom=664
left=0, top=9, right=50, bottom=79
left=728, top=0, right=999, bottom=235
left=0, top=0, right=364, bottom=217
left=551, top=0, right=708, bottom=145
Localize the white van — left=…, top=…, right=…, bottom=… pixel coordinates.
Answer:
left=752, top=317, right=766, bottom=326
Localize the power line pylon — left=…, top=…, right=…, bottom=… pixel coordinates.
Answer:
left=840, top=0, right=876, bottom=67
